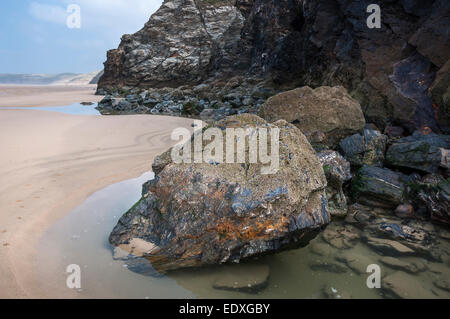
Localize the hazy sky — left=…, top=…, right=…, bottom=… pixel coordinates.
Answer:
left=0, top=0, right=162, bottom=74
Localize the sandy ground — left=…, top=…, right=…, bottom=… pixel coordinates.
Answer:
left=0, top=85, right=102, bottom=107
left=0, top=109, right=193, bottom=298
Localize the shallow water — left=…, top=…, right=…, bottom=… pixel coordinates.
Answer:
left=35, top=172, right=450, bottom=299
left=0, top=103, right=100, bottom=115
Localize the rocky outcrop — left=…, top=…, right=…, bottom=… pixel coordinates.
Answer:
left=258, top=86, right=365, bottom=147
left=99, top=0, right=245, bottom=89
left=109, top=114, right=329, bottom=273
left=98, top=0, right=450, bottom=134
left=96, top=78, right=274, bottom=119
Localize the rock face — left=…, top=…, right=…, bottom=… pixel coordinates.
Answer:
left=98, top=0, right=450, bottom=134
left=430, top=60, right=450, bottom=132
left=109, top=114, right=329, bottom=272
left=100, top=0, right=245, bottom=88
left=259, top=86, right=365, bottom=147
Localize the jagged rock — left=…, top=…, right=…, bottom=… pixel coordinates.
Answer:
left=339, top=129, right=387, bottom=167
left=352, top=165, right=406, bottom=208
left=116, top=100, right=133, bottom=111
left=109, top=114, right=329, bottom=273
left=379, top=256, right=426, bottom=274
left=259, top=86, right=365, bottom=147
left=212, top=263, right=270, bottom=294
left=317, top=150, right=351, bottom=217
left=386, top=131, right=450, bottom=173
left=151, top=149, right=172, bottom=175
left=99, top=0, right=245, bottom=88
left=182, top=100, right=204, bottom=115
left=416, top=179, right=450, bottom=225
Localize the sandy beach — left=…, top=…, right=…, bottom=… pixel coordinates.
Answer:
left=0, top=85, right=102, bottom=107
left=0, top=108, right=193, bottom=298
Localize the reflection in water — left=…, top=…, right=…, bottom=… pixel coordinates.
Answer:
left=36, top=172, right=450, bottom=299
left=0, top=103, right=100, bottom=115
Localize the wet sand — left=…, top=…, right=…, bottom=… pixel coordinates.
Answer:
left=0, top=109, right=193, bottom=298
left=0, top=85, right=102, bottom=107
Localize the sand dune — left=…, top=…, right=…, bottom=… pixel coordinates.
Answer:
left=0, top=71, right=102, bottom=86
left=0, top=109, right=193, bottom=298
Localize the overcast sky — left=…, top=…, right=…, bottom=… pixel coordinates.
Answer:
left=0, top=0, right=162, bottom=74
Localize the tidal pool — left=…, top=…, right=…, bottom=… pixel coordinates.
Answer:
left=0, top=103, right=100, bottom=115
left=35, top=172, right=450, bottom=299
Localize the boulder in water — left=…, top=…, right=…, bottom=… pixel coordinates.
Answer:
left=109, top=114, right=329, bottom=273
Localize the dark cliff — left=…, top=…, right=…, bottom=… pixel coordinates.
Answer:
left=98, top=0, right=450, bottom=133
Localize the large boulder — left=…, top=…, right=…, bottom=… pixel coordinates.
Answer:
left=385, top=131, right=450, bottom=173
left=109, top=114, right=329, bottom=273
left=258, top=86, right=365, bottom=147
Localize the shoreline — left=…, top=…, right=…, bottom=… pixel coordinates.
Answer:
left=0, top=108, right=193, bottom=298
left=0, top=85, right=102, bottom=107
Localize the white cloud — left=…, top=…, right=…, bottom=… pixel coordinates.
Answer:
left=72, top=0, right=162, bottom=34
left=29, top=0, right=162, bottom=35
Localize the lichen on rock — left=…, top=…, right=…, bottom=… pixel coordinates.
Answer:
left=109, top=114, right=330, bottom=272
